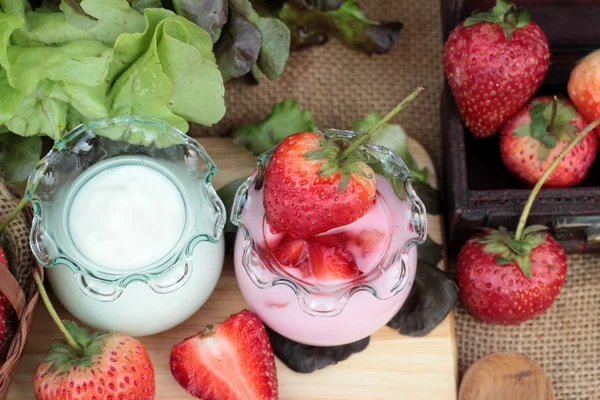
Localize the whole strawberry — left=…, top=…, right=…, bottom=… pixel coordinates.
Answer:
left=170, top=310, right=278, bottom=400
left=263, top=89, right=422, bottom=239
left=444, top=0, right=550, bottom=138
left=457, top=117, right=600, bottom=325
left=0, top=246, right=7, bottom=349
left=501, top=96, right=598, bottom=187
left=263, top=131, right=376, bottom=238
left=457, top=228, right=566, bottom=324
left=568, top=49, right=600, bottom=137
left=32, top=273, right=155, bottom=400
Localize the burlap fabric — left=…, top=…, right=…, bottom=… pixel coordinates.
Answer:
left=189, top=1, right=600, bottom=398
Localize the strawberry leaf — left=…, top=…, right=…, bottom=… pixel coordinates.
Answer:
left=530, top=102, right=546, bottom=120
left=513, top=123, right=531, bottom=136
left=317, top=160, right=340, bottom=177
left=495, top=256, right=512, bottom=265
left=305, top=148, right=334, bottom=161
left=516, top=9, right=530, bottom=27
left=541, top=135, right=558, bottom=149
left=538, top=145, right=551, bottom=161
left=531, top=117, right=547, bottom=140
left=523, top=224, right=548, bottom=236
left=63, top=320, right=92, bottom=348
left=347, top=162, right=370, bottom=179
left=553, top=105, right=577, bottom=126
left=515, top=255, right=532, bottom=278
left=556, top=124, right=577, bottom=141
left=338, top=168, right=351, bottom=193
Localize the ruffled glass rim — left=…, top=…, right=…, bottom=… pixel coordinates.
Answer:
left=231, top=129, right=427, bottom=316
left=26, top=115, right=225, bottom=299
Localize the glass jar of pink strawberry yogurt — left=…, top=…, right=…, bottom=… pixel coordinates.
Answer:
left=232, top=129, right=427, bottom=346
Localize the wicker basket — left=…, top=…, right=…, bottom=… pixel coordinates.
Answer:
left=0, top=181, right=43, bottom=399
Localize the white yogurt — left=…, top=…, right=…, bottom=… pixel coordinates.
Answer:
left=43, top=157, right=226, bottom=336
left=69, top=165, right=186, bottom=270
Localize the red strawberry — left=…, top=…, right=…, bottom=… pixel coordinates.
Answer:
left=264, top=131, right=376, bottom=238
left=170, top=310, right=278, bottom=400
left=457, top=228, right=566, bottom=324
left=568, top=49, right=600, bottom=137
left=350, top=229, right=386, bottom=255
left=310, top=232, right=351, bottom=247
left=307, top=242, right=361, bottom=281
left=270, top=235, right=307, bottom=267
left=34, top=323, right=155, bottom=400
left=0, top=246, right=7, bottom=349
left=500, top=96, right=598, bottom=187
left=443, top=0, right=550, bottom=137
left=456, top=116, right=600, bottom=325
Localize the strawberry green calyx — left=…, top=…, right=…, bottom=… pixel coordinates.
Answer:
left=41, top=323, right=110, bottom=374
left=475, top=226, right=547, bottom=277
left=464, top=0, right=530, bottom=40
left=305, top=87, right=424, bottom=193
left=479, top=117, right=600, bottom=278
left=34, top=271, right=109, bottom=374
left=513, top=97, right=579, bottom=160
left=514, top=117, right=600, bottom=241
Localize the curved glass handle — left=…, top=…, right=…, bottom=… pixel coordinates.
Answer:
left=147, top=256, right=193, bottom=294
left=298, top=293, right=347, bottom=317
left=241, top=245, right=280, bottom=289
left=29, top=215, right=57, bottom=266
left=76, top=273, right=124, bottom=302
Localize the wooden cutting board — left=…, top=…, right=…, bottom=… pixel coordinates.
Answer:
left=7, top=138, right=457, bottom=400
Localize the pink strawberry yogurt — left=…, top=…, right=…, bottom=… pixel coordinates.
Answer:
left=233, top=174, right=422, bottom=346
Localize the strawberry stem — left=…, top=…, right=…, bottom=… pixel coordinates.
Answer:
left=338, top=87, right=424, bottom=162
left=547, top=96, right=558, bottom=132
left=0, top=197, right=28, bottom=234
left=514, top=118, right=600, bottom=241
left=33, top=271, right=82, bottom=353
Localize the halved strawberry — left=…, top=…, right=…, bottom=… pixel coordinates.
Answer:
left=307, top=242, right=361, bottom=281
left=170, top=310, right=278, bottom=400
left=270, top=235, right=307, bottom=267
left=310, top=232, right=351, bottom=247
left=350, top=229, right=385, bottom=255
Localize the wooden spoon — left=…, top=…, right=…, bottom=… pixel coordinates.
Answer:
left=458, top=352, right=555, bottom=400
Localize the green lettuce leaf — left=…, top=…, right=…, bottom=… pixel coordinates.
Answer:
left=8, top=0, right=146, bottom=47
left=353, top=112, right=441, bottom=214
left=0, top=68, right=24, bottom=122
left=173, top=0, right=227, bottom=43
left=128, top=0, right=163, bottom=12
left=0, top=0, right=226, bottom=141
left=279, top=0, right=402, bottom=55
left=108, top=9, right=225, bottom=132
left=6, top=79, right=69, bottom=139
left=230, top=0, right=290, bottom=80
left=4, top=39, right=112, bottom=95
left=0, top=0, right=28, bottom=16
left=234, top=98, right=317, bottom=155
left=62, top=83, right=109, bottom=121
left=59, top=0, right=99, bottom=30
left=0, top=133, right=42, bottom=184
left=353, top=112, right=428, bottom=182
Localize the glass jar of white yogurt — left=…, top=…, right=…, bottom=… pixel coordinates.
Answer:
left=27, top=116, right=225, bottom=336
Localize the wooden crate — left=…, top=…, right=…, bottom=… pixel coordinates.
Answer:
left=441, top=0, right=600, bottom=255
